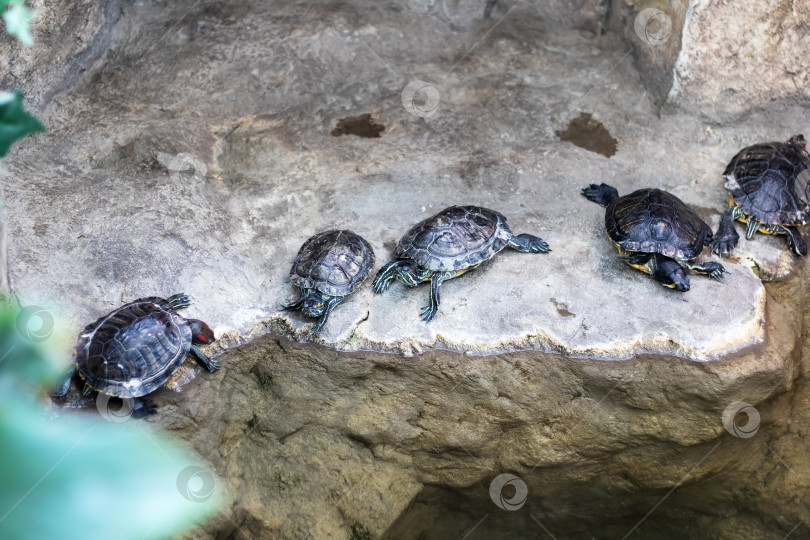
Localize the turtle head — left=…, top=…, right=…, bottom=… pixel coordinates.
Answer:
left=395, top=260, right=423, bottom=287
left=788, top=134, right=806, bottom=151
left=188, top=319, right=216, bottom=345
left=302, top=294, right=328, bottom=318
left=654, top=258, right=690, bottom=292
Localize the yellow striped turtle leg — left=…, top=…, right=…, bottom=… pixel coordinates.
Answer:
left=683, top=260, right=727, bottom=283
left=421, top=273, right=444, bottom=322
left=373, top=261, right=404, bottom=293
left=745, top=216, right=759, bottom=240
left=167, top=293, right=191, bottom=310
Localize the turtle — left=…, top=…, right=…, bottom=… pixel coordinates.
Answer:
left=582, top=184, right=726, bottom=291
left=284, top=229, right=375, bottom=334
left=372, top=205, right=550, bottom=322
left=712, top=134, right=810, bottom=257
left=51, top=293, right=217, bottom=417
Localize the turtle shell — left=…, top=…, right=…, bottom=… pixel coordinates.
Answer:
left=723, top=140, right=810, bottom=225
left=75, top=297, right=192, bottom=398
left=395, top=206, right=513, bottom=272
left=605, top=189, right=711, bottom=261
left=290, top=230, right=375, bottom=297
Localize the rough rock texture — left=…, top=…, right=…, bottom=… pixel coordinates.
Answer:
left=4, top=0, right=810, bottom=539
left=3, top=0, right=794, bottom=360
left=0, top=0, right=119, bottom=109
left=669, top=0, right=810, bottom=120
left=619, top=0, right=689, bottom=106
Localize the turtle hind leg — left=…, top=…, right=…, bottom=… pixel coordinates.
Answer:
left=420, top=274, right=444, bottom=322
left=190, top=345, right=219, bottom=372
left=508, top=234, right=550, bottom=253
left=132, top=398, right=157, bottom=419
left=167, top=293, right=191, bottom=310
left=373, top=261, right=405, bottom=293
left=684, top=260, right=727, bottom=283
left=309, top=296, right=343, bottom=335
left=783, top=226, right=807, bottom=256
left=745, top=216, right=760, bottom=240
left=711, top=207, right=740, bottom=256
left=581, top=183, right=620, bottom=207
left=50, top=364, right=75, bottom=397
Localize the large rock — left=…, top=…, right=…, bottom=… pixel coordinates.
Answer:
left=3, top=0, right=810, bottom=538
left=669, top=0, right=810, bottom=120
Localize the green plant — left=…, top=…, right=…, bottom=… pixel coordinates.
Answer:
left=0, top=24, right=218, bottom=537
left=1, top=0, right=34, bottom=46
left=0, top=90, right=44, bottom=158
left=0, top=301, right=222, bottom=540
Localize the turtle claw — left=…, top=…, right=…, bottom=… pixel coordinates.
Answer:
left=702, top=262, right=727, bottom=283
left=712, top=209, right=740, bottom=257
left=372, top=278, right=392, bottom=294
left=420, top=304, right=438, bottom=322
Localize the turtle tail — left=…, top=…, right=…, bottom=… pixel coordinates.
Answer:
left=167, top=293, right=191, bottom=310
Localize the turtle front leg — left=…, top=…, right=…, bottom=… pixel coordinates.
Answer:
left=783, top=226, right=807, bottom=256
left=421, top=273, right=443, bottom=322
left=508, top=233, right=551, bottom=253
left=282, top=291, right=307, bottom=311
left=190, top=345, right=219, bottom=372
left=309, top=296, right=343, bottom=335
left=711, top=207, right=740, bottom=256
left=373, top=261, right=405, bottom=293
left=684, top=260, right=727, bottom=283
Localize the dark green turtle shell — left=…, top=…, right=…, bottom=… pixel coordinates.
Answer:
left=290, top=230, right=375, bottom=297
left=605, top=189, right=711, bottom=261
left=723, top=139, right=810, bottom=225
left=395, top=205, right=513, bottom=272
left=75, top=297, right=193, bottom=398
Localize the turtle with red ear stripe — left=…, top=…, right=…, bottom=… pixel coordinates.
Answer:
left=52, top=294, right=218, bottom=417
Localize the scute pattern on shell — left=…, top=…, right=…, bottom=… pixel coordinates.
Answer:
left=290, top=230, right=375, bottom=297
left=75, top=297, right=191, bottom=398
left=605, top=189, right=710, bottom=261
left=724, top=140, right=810, bottom=225
left=395, top=206, right=513, bottom=271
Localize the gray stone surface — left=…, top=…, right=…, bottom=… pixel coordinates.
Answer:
left=0, top=0, right=119, bottom=109
left=4, top=1, right=810, bottom=539
left=4, top=0, right=800, bottom=361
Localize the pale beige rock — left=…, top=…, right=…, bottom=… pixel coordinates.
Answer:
left=670, top=0, right=810, bottom=120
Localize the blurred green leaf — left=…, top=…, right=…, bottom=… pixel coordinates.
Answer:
left=0, top=300, right=221, bottom=540
left=0, top=90, right=44, bottom=158
left=1, top=0, right=34, bottom=46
